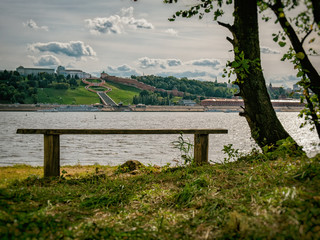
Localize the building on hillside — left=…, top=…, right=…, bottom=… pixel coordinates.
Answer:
left=293, top=84, right=301, bottom=91
left=201, top=98, right=243, bottom=106
left=16, top=66, right=55, bottom=76
left=179, top=99, right=197, bottom=106
left=57, top=66, right=91, bottom=79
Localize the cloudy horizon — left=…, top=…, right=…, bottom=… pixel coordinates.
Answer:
left=0, top=0, right=319, bottom=88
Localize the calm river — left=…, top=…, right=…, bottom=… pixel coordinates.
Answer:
left=0, top=111, right=319, bottom=166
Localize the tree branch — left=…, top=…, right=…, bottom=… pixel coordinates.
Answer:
left=217, top=21, right=234, bottom=34
left=226, top=36, right=234, bottom=45
left=259, top=0, right=273, bottom=9
left=301, top=29, right=313, bottom=46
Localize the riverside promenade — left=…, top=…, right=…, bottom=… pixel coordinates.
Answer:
left=0, top=104, right=303, bottom=112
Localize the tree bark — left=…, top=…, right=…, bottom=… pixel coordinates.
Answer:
left=311, top=0, right=320, bottom=26
left=232, top=0, right=292, bottom=149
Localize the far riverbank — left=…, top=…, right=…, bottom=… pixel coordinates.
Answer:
left=0, top=104, right=304, bottom=112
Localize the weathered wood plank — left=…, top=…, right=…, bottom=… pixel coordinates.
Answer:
left=44, top=134, right=60, bottom=177
left=17, top=129, right=228, bottom=135
left=194, top=134, right=209, bottom=166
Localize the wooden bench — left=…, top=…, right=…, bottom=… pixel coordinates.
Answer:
left=16, top=129, right=228, bottom=177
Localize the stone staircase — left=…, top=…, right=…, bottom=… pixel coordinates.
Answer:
left=97, top=92, right=118, bottom=107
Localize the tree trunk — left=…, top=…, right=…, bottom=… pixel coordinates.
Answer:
left=311, top=0, right=320, bottom=26
left=232, top=0, right=292, bottom=149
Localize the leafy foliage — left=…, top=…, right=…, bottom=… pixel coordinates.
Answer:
left=172, top=133, right=194, bottom=165
left=133, top=90, right=172, bottom=105
left=132, top=75, right=235, bottom=98
left=222, top=47, right=261, bottom=86
left=0, top=70, right=80, bottom=104
left=258, top=0, right=320, bottom=138
left=165, top=0, right=230, bottom=21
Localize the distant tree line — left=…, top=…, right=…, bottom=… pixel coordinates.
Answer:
left=267, top=84, right=301, bottom=99
left=0, top=70, right=80, bottom=104
left=133, top=90, right=172, bottom=105
left=131, top=75, right=235, bottom=98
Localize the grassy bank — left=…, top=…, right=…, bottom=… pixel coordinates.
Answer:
left=1, top=155, right=320, bottom=239
left=103, top=81, right=141, bottom=105
left=37, top=87, right=100, bottom=105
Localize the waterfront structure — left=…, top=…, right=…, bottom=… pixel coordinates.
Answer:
left=101, top=73, right=184, bottom=97
left=57, top=66, right=91, bottom=79
left=179, top=99, right=197, bottom=106
left=16, top=66, right=55, bottom=76
left=201, top=98, right=303, bottom=107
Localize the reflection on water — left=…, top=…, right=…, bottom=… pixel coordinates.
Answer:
left=0, top=112, right=319, bottom=166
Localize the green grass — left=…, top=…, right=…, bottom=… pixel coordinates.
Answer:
left=103, top=81, right=141, bottom=105
left=1, top=154, right=320, bottom=239
left=33, top=79, right=140, bottom=105
left=37, top=87, right=100, bottom=105
left=88, top=86, right=108, bottom=92
left=85, top=79, right=103, bottom=84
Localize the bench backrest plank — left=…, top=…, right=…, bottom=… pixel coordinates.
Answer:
left=17, top=129, right=228, bottom=135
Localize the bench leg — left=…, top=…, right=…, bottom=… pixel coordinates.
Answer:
left=44, top=134, right=60, bottom=177
left=194, top=134, right=209, bottom=165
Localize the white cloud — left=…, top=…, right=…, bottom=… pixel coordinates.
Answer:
left=29, top=55, right=61, bottom=66
left=167, top=59, right=181, bottom=67
left=120, top=7, right=134, bottom=17
left=260, top=47, right=280, bottom=54
left=189, top=59, right=221, bottom=69
left=85, top=16, right=123, bottom=34
left=158, top=70, right=209, bottom=79
left=138, top=57, right=181, bottom=69
left=28, top=41, right=96, bottom=58
left=128, top=18, right=153, bottom=30
left=267, top=74, right=300, bottom=88
left=23, top=19, right=48, bottom=31
left=85, top=7, right=154, bottom=35
left=106, top=64, right=140, bottom=77
left=164, top=28, right=178, bottom=36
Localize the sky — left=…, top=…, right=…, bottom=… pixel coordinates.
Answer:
left=0, top=0, right=319, bottom=88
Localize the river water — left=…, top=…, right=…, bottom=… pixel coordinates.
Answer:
left=0, top=111, right=319, bottom=167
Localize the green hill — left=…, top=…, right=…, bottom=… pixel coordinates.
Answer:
left=103, top=81, right=141, bottom=105
left=0, top=70, right=141, bottom=105
left=36, top=82, right=141, bottom=105
left=36, top=87, right=100, bottom=105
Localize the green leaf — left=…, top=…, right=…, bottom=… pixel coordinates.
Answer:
left=231, top=61, right=240, bottom=68
left=278, top=41, right=286, bottom=47
left=297, top=71, right=304, bottom=77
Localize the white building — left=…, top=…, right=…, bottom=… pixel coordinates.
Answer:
left=57, top=66, right=91, bottom=79
left=179, top=99, right=197, bottom=106
left=16, top=66, right=55, bottom=76
left=293, top=84, right=302, bottom=92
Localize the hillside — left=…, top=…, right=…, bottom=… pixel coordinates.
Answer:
left=103, top=81, right=141, bottom=105
left=36, top=87, right=100, bottom=105
left=131, top=75, right=235, bottom=98
left=0, top=71, right=140, bottom=105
